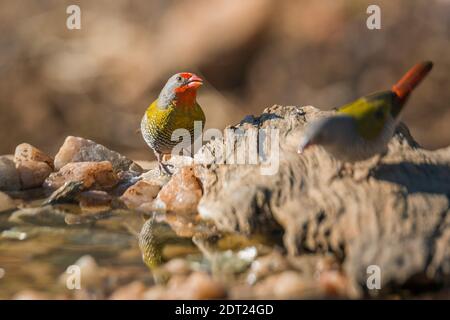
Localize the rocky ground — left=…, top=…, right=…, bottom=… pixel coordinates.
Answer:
left=0, top=105, right=449, bottom=299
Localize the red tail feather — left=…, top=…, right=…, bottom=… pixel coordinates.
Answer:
left=392, top=61, right=433, bottom=100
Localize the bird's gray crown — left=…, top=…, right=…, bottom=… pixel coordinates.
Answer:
left=157, top=73, right=191, bottom=109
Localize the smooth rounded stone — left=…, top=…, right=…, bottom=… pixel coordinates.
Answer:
left=8, top=205, right=68, bottom=226
left=162, top=258, right=191, bottom=275
left=59, top=255, right=102, bottom=289
left=1, top=229, right=27, bottom=240
left=0, top=156, right=21, bottom=191
left=144, top=272, right=226, bottom=299
left=109, top=281, right=147, bottom=300
left=244, top=271, right=315, bottom=299
left=54, top=136, right=142, bottom=173
left=157, top=166, right=203, bottom=213
left=0, top=191, right=16, bottom=212
left=246, top=250, right=290, bottom=284
left=13, top=290, right=51, bottom=300
left=14, top=143, right=54, bottom=169
left=15, top=160, right=53, bottom=189
left=120, top=180, right=161, bottom=210
left=43, top=161, right=119, bottom=190
left=14, top=144, right=54, bottom=189
left=317, top=270, right=354, bottom=297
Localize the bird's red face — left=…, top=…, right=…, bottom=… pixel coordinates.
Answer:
left=158, top=72, right=204, bottom=108
left=174, top=72, right=203, bottom=93
left=172, top=72, right=203, bottom=106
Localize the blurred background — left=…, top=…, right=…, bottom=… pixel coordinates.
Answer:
left=0, top=0, right=449, bottom=161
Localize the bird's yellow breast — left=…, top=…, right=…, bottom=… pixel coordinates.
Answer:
left=142, top=99, right=205, bottom=154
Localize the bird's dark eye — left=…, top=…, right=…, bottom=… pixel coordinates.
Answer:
left=176, top=76, right=182, bottom=82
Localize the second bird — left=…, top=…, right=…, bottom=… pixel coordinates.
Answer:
left=298, top=61, right=433, bottom=163
left=141, top=72, right=206, bottom=174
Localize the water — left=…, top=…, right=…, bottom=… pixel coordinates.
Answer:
left=0, top=197, right=271, bottom=299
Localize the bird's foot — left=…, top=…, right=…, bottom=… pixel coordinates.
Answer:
left=159, top=162, right=174, bottom=176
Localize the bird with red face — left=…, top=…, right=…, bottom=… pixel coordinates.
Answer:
left=141, top=72, right=205, bottom=174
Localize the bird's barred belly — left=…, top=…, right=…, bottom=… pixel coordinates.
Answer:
left=141, top=115, right=196, bottom=155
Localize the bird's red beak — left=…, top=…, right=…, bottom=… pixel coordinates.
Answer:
left=186, top=74, right=203, bottom=89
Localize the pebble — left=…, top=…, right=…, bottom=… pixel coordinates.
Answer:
left=43, top=161, right=118, bottom=190
left=247, top=250, right=290, bottom=284
left=162, top=258, right=191, bottom=275
left=144, top=272, right=226, bottom=299
left=109, top=281, right=147, bottom=300
left=14, top=143, right=54, bottom=169
left=13, top=290, right=51, bottom=300
left=1, top=229, right=27, bottom=240
left=247, top=271, right=313, bottom=299
left=15, top=160, right=53, bottom=189
left=0, top=156, right=21, bottom=191
left=54, top=136, right=142, bottom=173
left=59, top=255, right=102, bottom=289
left=120, top=180, right=161, bottom=210
left=157, top=166, right=203, bottom=213
left=13, top=143, right=54, bottom=189
left=0, top=191, right=15, bottom=212
left=43, top=181, right=85, bottom=205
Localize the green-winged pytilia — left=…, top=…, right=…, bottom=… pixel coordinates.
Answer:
left=298, top=61, right=433, bottom=163
left=141, top=72, right=205, bottom=174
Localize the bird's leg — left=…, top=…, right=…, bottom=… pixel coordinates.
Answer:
left=155, top=152, right=173, bottom=175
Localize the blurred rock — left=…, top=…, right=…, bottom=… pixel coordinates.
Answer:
left=54, top=136, right=142, bottom=173
left=13, top=143, right=54, bottom=189
left=59, top=255, right=102, bottom=289
left=0, top=156, right=21, bottom=191
left=162, top=258, right=191, bottom=276
left=253, top=271, right=313, bottom=299
left=15, top=160, right=53, bottom=189
left=0, top=191, right=15, bottom=212
left=120, top=180, right=160, bottom=210
left=9, top=205, right=67, bottom=226
left=144, top=272, right=226, bottom=300
left=1, top=229, right=27, bottom=240
left=43, top=181, right=85, bottom=205
left=109, top=281, right=147, bottom=300
left=157, top=166, right=203, bottom=213
left=318, top=270, right=353, bottom=298
left=14, top=143, right=54, bottom=169
left=44, top=161, right=118, bottom=190
left=13, top=290, right=51, bottom=300
left=246, top=250, right=290, bottom=284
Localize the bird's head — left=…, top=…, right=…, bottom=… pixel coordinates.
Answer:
left=298, top=116, right=355, bottom=154
left=157, top=72, right=203, bottom=108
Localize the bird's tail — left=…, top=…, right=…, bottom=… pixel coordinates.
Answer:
left=392, top=61, right=433, bottom=102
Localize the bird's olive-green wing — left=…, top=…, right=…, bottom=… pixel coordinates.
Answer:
left=337, top=91, right=395, bottom=140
